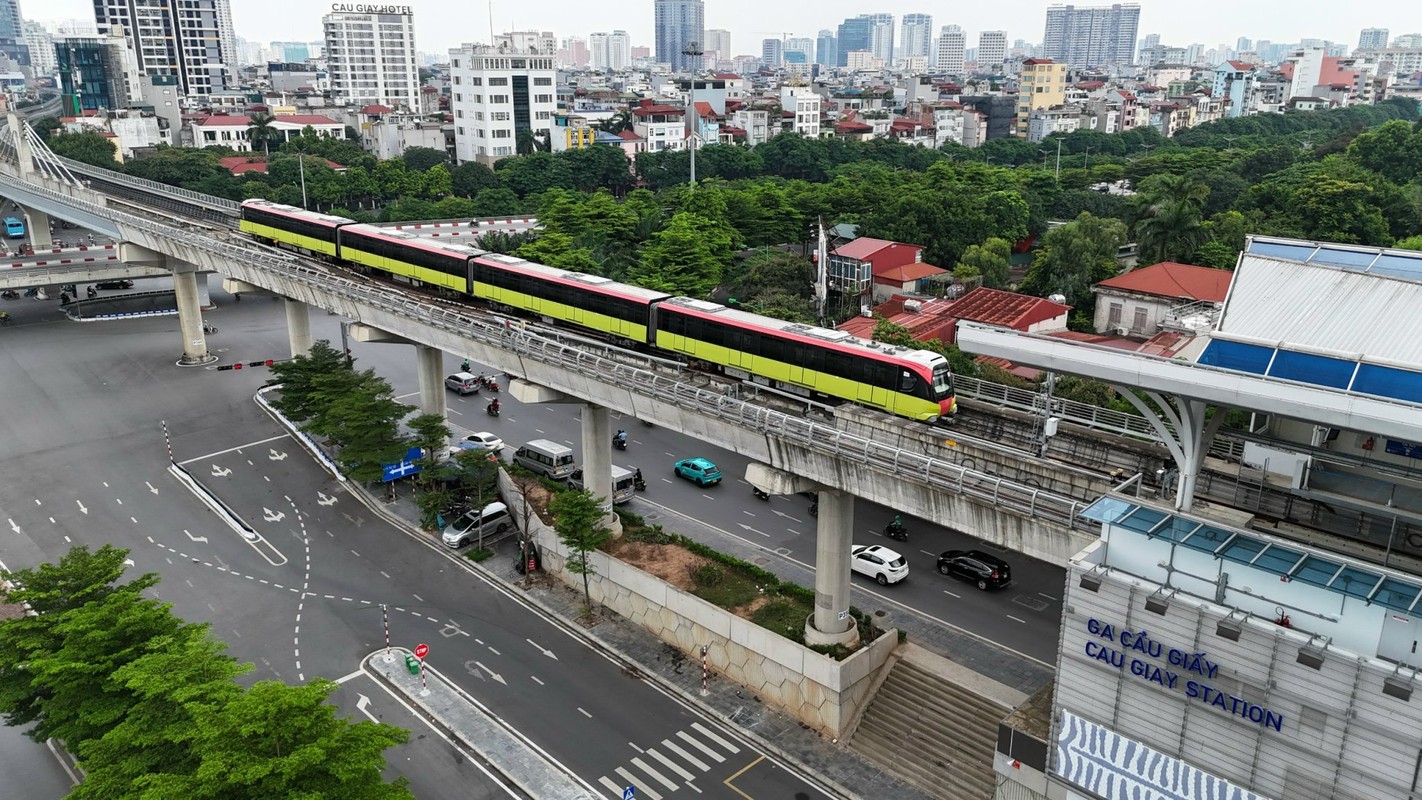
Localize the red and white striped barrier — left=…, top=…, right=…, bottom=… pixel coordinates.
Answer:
left=3, top=254, right=120, bottom=269
left=391, top=218, right=536, bottom=230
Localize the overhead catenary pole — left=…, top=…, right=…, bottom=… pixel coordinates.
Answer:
left=681, top=41, right=704, bottom=187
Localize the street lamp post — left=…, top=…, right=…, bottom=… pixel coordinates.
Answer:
left=681, top=41, right=704, bottom=188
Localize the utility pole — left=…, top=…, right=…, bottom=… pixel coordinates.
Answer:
left=681, top=41, right=704, bottom=187
left=1055, top=137, right=1062, bottom=180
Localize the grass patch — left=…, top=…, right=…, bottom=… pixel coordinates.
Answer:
left=752, top=598, right=814, bottom=641
left=690, top=567, right=760, bottom=608
left=464, top=548, right=493, bottom=562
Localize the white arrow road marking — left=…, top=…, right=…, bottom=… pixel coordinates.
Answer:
left=316, top=492, right=337, bottom=506
left=268, top=448, right=288, bottom=461
left=737, top=523, right=770, bottom=538
left=210, top=465, right=232, bottom=477
left=262, top=508, right=286, bottom=522
left=76, top=500, right=88, bottom=515
left=184, top=529, right=209, bottom=543
left=145, top=481, right=158, bottom=494
left=123, top=558, right=134, bottom=567
left=474, top=662, right=507, bottom=685
left=771, top=509, right=802, bottom=523
left=8, top=519, right=20, bottom=535
left=354, top=694, right=380, bottom=723
left=526, top=638, right=558, bottom=660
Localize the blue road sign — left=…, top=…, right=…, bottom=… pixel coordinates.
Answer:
left=622, top=787, right=635, bottom=800
left=380, top=447, right=425, bottom=483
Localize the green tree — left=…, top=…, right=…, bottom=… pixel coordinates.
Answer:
left=140, top=679, right=412, bottom=800
left=124, top=148, right=228, bottom=189
left=265, top=340, right=354, bottom=424
left=47, top=131, right=119, bottom=166
left=1194, top=210, right=1250, bottom=269
left=562, top=145, right=634, bottom=194
left=548, top=489, right=613, bottom=614
left=343, top=165, right=378, bottom=209
left=496, top=151, right=573, bottom=197
left=1132, top=173, right=1210, bottom=264
left=513, top=231, right=601, bottom=273
left=450, top=161, right=500, bottom=198
left=246, top=112, right=281, bottom=157
left=623, top=212, right=723, bottom=296
left=470, top=187, right=522, bottom=216
left=1396, top=235, right=1422, bottom=251
left=1020, top=212, right=1128, bottom=318
left=321, top=371, right=414, bottom=484
left=423, top=163, right=452, bottom=199
left=1347, top=119, right=1422, bottom=183
left=956, top=238, right=1013, bottom=289
left=32, top=115, right=63, bottom=142
left=400, top=146, right=449, bottom=172
left=406, top=412, right=452, bottom=476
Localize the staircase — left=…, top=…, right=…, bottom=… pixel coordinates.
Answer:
left=849, top=654, right=1010, bottom=800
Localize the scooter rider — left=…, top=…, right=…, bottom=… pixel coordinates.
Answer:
left=488, top=398, right=500, bottom=415
left=614, top=429, right=628, bottom=447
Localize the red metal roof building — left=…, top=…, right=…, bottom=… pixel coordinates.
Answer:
left=1091, top=261, right=1233, bottom=337
left=837, top=287, right=1071, bottom=344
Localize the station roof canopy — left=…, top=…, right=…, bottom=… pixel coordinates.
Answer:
left=955, top=235, right=1422, bottom=444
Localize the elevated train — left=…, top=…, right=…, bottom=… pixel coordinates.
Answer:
left=239, top=199, right=957, bottom=423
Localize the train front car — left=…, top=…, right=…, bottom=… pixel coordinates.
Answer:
left=470, top=253, right=671, bottom=345
left=653, top=297, right=954, bottom=423
left=238, top=199, right=352, bottom=258
left=336, top=224, right=481, bottom=295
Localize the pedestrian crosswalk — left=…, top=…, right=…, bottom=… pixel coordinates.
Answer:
left=596, top=722, right=742, bottom=800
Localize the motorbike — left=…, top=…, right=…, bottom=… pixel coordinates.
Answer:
left=485, top=379, right=500, bottom=393
left=486, top=401, right=500, bottom=417
left=633, top=470, right=646, bottom=492
left=884, top=517, right=908, bottom=542
left=809, top=501, right=818, bottom=517
left=752, top=487, right=770, bottom=501
left=612, top=433, right=628, bottom=451
left=0, top=289, right=17, bottom=300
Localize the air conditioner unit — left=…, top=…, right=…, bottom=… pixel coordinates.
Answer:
left=1114, top=326, right=1130, bottom=336
left=903, top=299, right=922, bottom=313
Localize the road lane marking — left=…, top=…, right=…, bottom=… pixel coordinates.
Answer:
left=648, top=749, right=696, bottom=781
left=628, top=742, right=644, bottom=753
left=178, top=433, right=290, bottom=465
left=597, top=777, right=623, bottom=798
left=660, top=739, right=707, bottom=772
left=632, top=757, right=678, bottom=791
left=723, top=755, right=765, bottom=800
left=1039, top=592, right=1058, bottom=600
left=614, top=768, right=661, bottom=800
left=944, top=589, right=960, bottom=598
left=690, top=722, right=738, bottom=753
left=1006, top=614, right=1027, bottom=624
left=530, top=675, right=544, bottom=685
left=676, top=731, right=724, bottom=763
left=578, top=707, right=592, bottom=718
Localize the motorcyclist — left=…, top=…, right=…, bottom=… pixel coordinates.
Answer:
left=887, top=514, right=905, bottom=534
left=461, top=359, right=471, bottom=372
left=614, top=430, right=628, bottom=447
left=634, top=467, right=643, bottom=484
left=488, top=398, right=500, bottom=414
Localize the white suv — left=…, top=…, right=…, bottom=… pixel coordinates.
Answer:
left=851, top=545, right=909, bottom=586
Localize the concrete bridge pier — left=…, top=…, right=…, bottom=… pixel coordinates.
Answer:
left=21, top=206, right=50, bottom=247
left=285, top=298, right=313, bottom=358
left=511, top=380, right=620, bottom=532
left=171, top=264, right=215, bottom=365
left=414, top=344, right=446, bottom=418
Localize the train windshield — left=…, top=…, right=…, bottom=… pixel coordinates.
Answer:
left=931, top=364, right=954, bottom=398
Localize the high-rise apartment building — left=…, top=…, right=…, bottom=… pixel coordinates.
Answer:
left=1015, top=57, right=1068, bottom=137
left=23, top=21, right=53, bottom=75
left=654, top=0, right=704, bottom=71
left=1042, top=3, right=1141, bottom=68
left=272, top=42, right=311, bottom=63
left=935, top=25, right=965, bottom=73
left=561, top=37, right=589, bottom=68
left=836, top=16, right=872, bottom=67
left=1357, top=27, right=1390, bottom=50
left=761, top=38, right=782, bottom=67
left=93, top=0, right=234, bottom=96
left=323, top=8, right=419, bottom=109
left=704, top=28, right=730, bottom=60
left=55, top=29, right=141, bottom=113
left=900, top=14, right=933, bottom=64
left=784, top=37, right=814, bottom=63
left=867, top=13, right=895, bottom=64
left=977, top=30, right=1007, bottom=68
left=816, top=30, right=837, bottom=66
left=0, top=0, right=28, bottom=67
left=1236, top=36, right=1252, bottom=52
left=589, top=31, right=631, bottom=71
left=449, top=42, right=558, bottom=165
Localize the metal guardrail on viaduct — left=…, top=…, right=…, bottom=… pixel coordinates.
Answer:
left=0, top=159, right=1095, bottom=560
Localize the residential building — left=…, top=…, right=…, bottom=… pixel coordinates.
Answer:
left=1212, top=60, right=1258, bottom=117
left=900, top=14, right=933, bottom=65
left=845, top=51, right=883, bottom=72
left=815, top=30, right=837, bottom=67
left=825, top=237, right=944, bottom=305
left=704, top=29, right=731, bottom=61
left=322, top=8, right=419, bottom=110
left=1042, top=3, right=1141, bottom=68
left=785, top=37, right=815, bottom=63
left=935, top=25, right=966, bottom=73
left=1026, top=105, right=1081, bottom=141
left=54, top=30, right=141, bottom=114
left=1365, top=46, right=1422, bottom=75
left=449, top=43, right=558, bottom=165
left=188, top=112, right=343, bottom=152
left=838, top=288, right=1070, bottom=344
left=836, top=16, right=872, bottom=67
left=728, top=108, right=770, bottom=146
left=22, top=22, right=54, bottom=76
left=1015, top=57, right=1068, bottom=137
left=1358, top=27, right=1389, bottom=51
left=60, top=108, right=169, bottom=157
left=867, top=13, right=895, bottom=64
left=630, top=98, right=685, bottom=152
left=560, top=37, right=589, bottom=68
left=1285, top=46, right=1326, bottom=101
left=761, top=39, right=782, bottom=67
left=780, top=85, right=821, bottom=138
left=654, top=0, right=704, bottom=72
left=1091, top=261, right=1231, bottom=336
left=267, top=62, right=329, bottom=94
left=271, top=41, right=311, bottom=62
left=351, top=107, right=450, bottom=161
left=589, top=31, right=632, bottom=72
left=93, top=0, right=234, bottom=96
left=978, top=31, right=1008, bottom=69
left=0, top=0, right=27, bottom=68
left=1394, top=33, right=1422, bottom=48
left=494, top=31, right=557, bottom=55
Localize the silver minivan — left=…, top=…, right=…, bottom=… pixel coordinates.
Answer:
left=441, top=501, right=511, bottom=548
left=568, top=465, right=636, bottom=504
left=512, top=439, right=576, bottom=480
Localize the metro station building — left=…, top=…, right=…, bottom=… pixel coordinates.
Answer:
left=973, top=238, right=1422, bottom=800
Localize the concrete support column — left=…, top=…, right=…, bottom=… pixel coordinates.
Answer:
left=1116, top=389, right=1228, bottom=514
left=805, top=489, right=859, bottom=647
left=285, top=298, right=313, bottom=358
left=414, top=344, right=446, bottom=418
left=580, top=404, right=613, bottom=510
left=171, top=266, right=213, bottom=365
left=22, top=207, right=50, bottom=248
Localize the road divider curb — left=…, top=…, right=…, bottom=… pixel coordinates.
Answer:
left=165, top=461, right=257, bottom=542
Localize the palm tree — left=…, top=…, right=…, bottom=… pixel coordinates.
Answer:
left=598, top=110, right=633, bottom=134
left=246, top=112, right=281, bottom=157
left=1135, top=199, right=1208, bottom=265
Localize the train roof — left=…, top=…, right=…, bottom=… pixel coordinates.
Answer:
left=660, top=297, right=949, bottom=367
left=476, top=253, right=674, bottom=303
left=240, top=199, right=354, bottom=227
left=340, top=224, right=488, bottom=259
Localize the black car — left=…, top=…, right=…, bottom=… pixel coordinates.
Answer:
left=937, top=549, right=1012, bottom=590
left=94, top=280, right=134, bottom=290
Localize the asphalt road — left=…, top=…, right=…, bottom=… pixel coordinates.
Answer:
left=0, top=280, right=833, bottom=799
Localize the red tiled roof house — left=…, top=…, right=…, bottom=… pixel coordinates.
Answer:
left=1091, top=261, right=1233, bottom=337
left=827, top=237, right=949, bottom=304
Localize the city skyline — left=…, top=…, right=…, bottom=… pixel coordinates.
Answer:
left=33, top=0, right=1398, bottom=61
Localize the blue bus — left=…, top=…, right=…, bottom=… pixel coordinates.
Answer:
left=3, top=217, right=23, bottom=239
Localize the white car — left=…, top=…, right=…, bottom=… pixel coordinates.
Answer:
left=851, top=545, right=909, bottom=586
left=463, top=432, right=505, bottom=453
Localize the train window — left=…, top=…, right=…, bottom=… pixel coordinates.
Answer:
left=825, top=351, right=853, bottom=380
left=800, top=347, right=824, bottom=374
left=760, top=336, right=784, bottom=363
left=898, top=369, right=916, bottom=392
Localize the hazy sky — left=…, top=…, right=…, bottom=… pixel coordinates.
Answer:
left=36, top=0, right=1402, bottom=57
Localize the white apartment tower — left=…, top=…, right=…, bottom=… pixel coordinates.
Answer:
left=935, top=25, right=966, bottom=73
left=704, top=28, right=731, bottom=60
left=1357, top=27, right=1389, bottom=50
left=867, top=13, right=895, bottom=64
left=977, top=30, right=1007, bottom=68
left=780, top=85, right=821, bottom=138
left=900, top=14, right=933, bottom=64
left=92, top=0, right=234, bottom=96
left=450, top=43, right=558, bottom=166
left=323, top=8, right=419, bottom=109
left=589, top=30, right=631, bottom=71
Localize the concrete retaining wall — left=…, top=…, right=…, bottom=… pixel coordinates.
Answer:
left=499, top=470, right=899, bottom=736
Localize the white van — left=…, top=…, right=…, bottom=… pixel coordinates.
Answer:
left=441, top=501, right=511, bottom=548
left=568, top=465, right=636, bottom=504
left=512, top=439, right=576, bottom=480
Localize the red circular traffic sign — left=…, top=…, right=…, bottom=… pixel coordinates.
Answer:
left=414, top=643, right=429, bottom=659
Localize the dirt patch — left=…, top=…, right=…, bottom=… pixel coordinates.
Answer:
left=508, top=478, right=557, bottom=526
left=613, top=541, right=707, bottom=589
left=730, top=594, right=771, bottom=617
